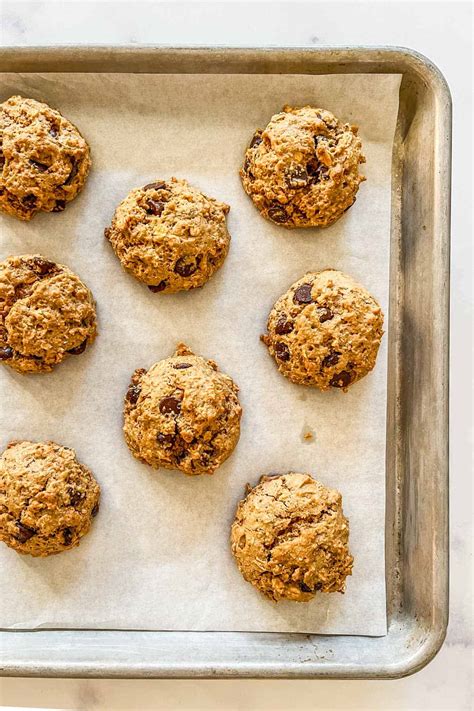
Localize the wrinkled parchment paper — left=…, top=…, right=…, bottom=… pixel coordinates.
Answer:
left=0, top=72, right=400, bottom=635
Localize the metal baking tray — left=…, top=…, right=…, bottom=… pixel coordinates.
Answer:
left=0, top=46, right=450, bottom=679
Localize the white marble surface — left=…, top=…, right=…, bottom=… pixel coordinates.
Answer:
left=0, top=1, right=472, bottom=710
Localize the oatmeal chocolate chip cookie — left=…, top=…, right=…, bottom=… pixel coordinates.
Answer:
left=261, top=269, right=384, bottom=391
left=0, top=440, right=100, bottom=557
left=0, top=254, right=97, bottom=374
left=240, top=105, right=365, bottom=228
left=231, top=472, right=353, bottom=602
left=105, top=178, right=231, bottom=293
left=0, top=96, right=91, bottom=220
left=123, top=343, right=242, bottom=476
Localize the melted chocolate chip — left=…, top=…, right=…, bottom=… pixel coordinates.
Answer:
left=322, top=352, right=340, bottom=368
left=318, top=307, right=334, bottom=323
left=63, top=159, right=79, bottom=186
left=249, top=132, right=262, bottom=148
left=29, top=159, right=49, bottom=172
left=69, top=489, right=85, bottom=507
left=307, top=159, right=328, bottom=183
left=15, top=522, right=36, bottom=543
left=330, top=370, right=353, bottom=389
left=0, top=346, right=14, bottom=360
left=148, top=281, right=167, bottom=293
left=63, top=527, right=75, bottom=546
left=146, top=199, right=165, bottom=216
left=52, top=200, right=66, bottom=212
left=30, top=257, right=57, bottom=276
left=91, top=502, right=100, bottom=517
left=293, top=283, right=313, bottom=304
left=267, top=203, right=288, bottom=224
left=286, top=165, right=309, bottom=188
left=157, top=432, right=176, bottom=447
left=143, top=181, right=167, bottom=191
left=274, top=342, right=290, bottom=361
left=23, top=194, right=37, bottom=208
left=173, top=363, right=192, bottom=369
left=159, top=396, right=181, bottom=415
left=174, top=257, right=198, bottom=277
left=126, top=384, right=142, bottom=404
left=67, top=339, right=88, bottom=355
left=275, top=317, right=294, bottom=335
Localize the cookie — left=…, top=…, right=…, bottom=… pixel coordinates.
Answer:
left=231, top=472, right=353, bottom=602
left=240, top=105, right=365, bottom=228
left=123, top=343, right=242, bottom=476
left=0, top=440, right=100, bottom=557
left=0, top=254, right=97, bottom=374
left=0, top=96, right=91, bottom=220
left=261, top=270, right=384, bottom=391
left=105, top=178, right=230, bottom=293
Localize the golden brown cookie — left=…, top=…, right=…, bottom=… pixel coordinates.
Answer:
left=105, top=178, right=230, bottom=293
left=261, top=270, right=384, bottom=391
left=231, top=472, right=353, bottom=602
left=0, top=96, right=91, bottom=220
left=0, top=254, right=97, bottom=374
left=240, top=105, right=365, bottom=228
left=123, top=343, right=242, bottom=476
left=0, top=440, right=100, bottom=557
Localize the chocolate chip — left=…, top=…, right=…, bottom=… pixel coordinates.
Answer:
left=159, top=396, right=181, bottom=415
left=267, top=203, right=288, bottom=224
left=63, top=527, right=74, bottom=546
left=300, top=583, right=313, bottom=593
left=157, top=432, right=176, bottom=447
left=313, top=135, right=320, bottom=148
left=67, top=339, right=88, bottom=355
left=148, top=281, right=167, bottom=293
left=0, top=346, right=14, bottom=360
left=318, top=307, right=333, bottom=323
left=275, top=317, right=294, bottom=335
left=249, top=132, right=262, bottom=148
left=307, top=159, right=328, bottom=183
left=69, top=489, right=85, bottom=507
left=126, top=384, right=142, bottom=404
left=286, top=165, right=309, bottom=188
left=322, top=352, right=340, bottom=368
left=146, top=199, right=165, bottom=216
left=293, top=283, right=313, bottom=304
left=29, top=159, right=49, bottom=172
left=104, top=227, right=111, bottom=240
left=49, top=124, right=58, bottom=137
left=0, top=150, right=5, bottom=169
left=174, top=257, right=198, bottom=277
left=63, top=159, right=78, bottom=186
left=274, top=342, right=290, bottom=361
left=30, top=257, right=56, bottom=276
left=143, top=181, right=167, bottom=191
left=330, top=370, right=353, bottom=389
left=173, top=363, right=192, bottom=369
left=52, top=200, right=66, bottom=212
left=15, top=522, right=36, bottom=543
left=91, top=502, right=100, bottom=517
left=23, top=194, right=37, bottom=207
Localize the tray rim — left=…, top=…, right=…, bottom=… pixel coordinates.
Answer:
left=0, top=44, right=450, bottom=680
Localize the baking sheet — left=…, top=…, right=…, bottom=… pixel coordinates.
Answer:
left=0, top=72, right=400, bottom=636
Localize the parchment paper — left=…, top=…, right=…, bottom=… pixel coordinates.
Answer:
left=0, top=72, right=400, bottom=635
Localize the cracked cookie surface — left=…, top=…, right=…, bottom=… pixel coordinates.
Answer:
left=0, top=254, right=97, bottom=374
left=240, top=105, right=365, bottom=229
left=0, top=440, right=100, bottom=557
left=262, top=269, right=384, bottom=391
left=0, top=95, right=91, bottom=220
left=105, top=178, right=230, bottom=293
left=230, top=472, right=353, bottom=602
left=123, top=343, right=242, bottom=476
